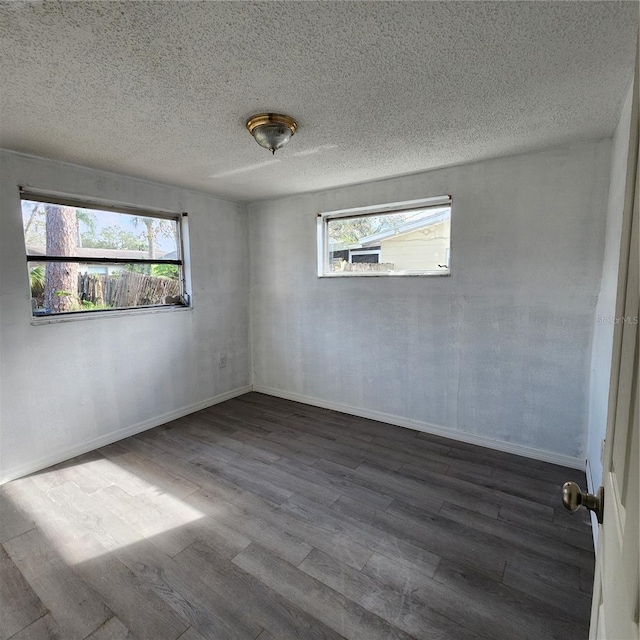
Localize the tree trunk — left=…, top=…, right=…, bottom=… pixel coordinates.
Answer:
left=44, top=205, right=79, bottom=313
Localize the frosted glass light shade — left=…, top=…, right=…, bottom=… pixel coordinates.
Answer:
left=246, top=113, right=297, bottom=155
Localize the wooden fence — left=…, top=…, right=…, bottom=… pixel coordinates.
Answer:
left=79, top=271, right=180, bottom=308
left=331, top=260, right=395, bottom=272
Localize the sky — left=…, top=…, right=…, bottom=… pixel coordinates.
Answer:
left=21, top=200, right=177, bottom=253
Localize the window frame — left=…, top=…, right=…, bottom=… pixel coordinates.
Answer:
left=20, top=188, right=192, bottom=321
left=316, top=195, right=452, bottom=278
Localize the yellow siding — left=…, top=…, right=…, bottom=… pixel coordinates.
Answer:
left=380, top=221, right=450, bottom=271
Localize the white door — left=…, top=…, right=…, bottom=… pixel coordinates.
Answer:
left=589, top=34, right=639, bottom=640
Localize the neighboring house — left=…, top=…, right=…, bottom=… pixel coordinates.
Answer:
left=26, top=246, right=167, bottom=275
left=329, top=209, right=451, bottom=271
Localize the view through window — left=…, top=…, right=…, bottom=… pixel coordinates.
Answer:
left=318, top=196, right=452, bottom=276
left=21, top=192, right=187, bottom=316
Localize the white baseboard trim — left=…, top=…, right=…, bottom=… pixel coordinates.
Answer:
left=0, top=385, right=253, bottom=485
left=254, top=385, right=586, bottom=471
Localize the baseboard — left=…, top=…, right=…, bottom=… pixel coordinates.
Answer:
left=0, top=385, right=253, bottom=485
left=254, top=385, right=586, bottom=471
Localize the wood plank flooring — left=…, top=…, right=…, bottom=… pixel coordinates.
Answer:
left=0, top=392, right=595, bottom=640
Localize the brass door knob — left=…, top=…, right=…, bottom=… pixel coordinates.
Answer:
left=561, top=482, right=604, bottom=524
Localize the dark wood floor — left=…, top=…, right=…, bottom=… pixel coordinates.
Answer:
left=0, top=392, right=594, bottom=640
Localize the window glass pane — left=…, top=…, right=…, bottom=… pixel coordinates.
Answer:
left=28, top=261, right=182, bottom=315
left=21, top=200, right=179, bottom=260
left=352, top=253, right=379, bottom=264
left=326, top=206, right=451, bottom=274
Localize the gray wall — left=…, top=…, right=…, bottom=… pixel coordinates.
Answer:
left=586, top=84, right=635, bottom=495
left=0, top=137, right=617, bottom=480
left=249, top=141, right=612, bottom=466
left=0, top=150, right=250, bottom=482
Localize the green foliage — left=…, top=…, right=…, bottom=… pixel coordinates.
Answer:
left=81, top=226, right=146, bottom=250
left=75, top=209, right=97, bottom=236
left=151, top=264, right=179, bottom=279
left=22, top=202, right=98, bottom=247
left=120, top=263, right=178, bottom=277
left=29, top=266, right=45, bottom=297
left=21, top=201, right=178, bottom=257
left=131, top=216, right=177, bottom=259
left=122, top=263, right=149, bottom=275
left=328, top=214, right=407, bottom=245
left=81, top=300, right=112, bottom=310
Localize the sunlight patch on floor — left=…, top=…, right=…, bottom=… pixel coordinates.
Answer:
left=2, top=456, right=209, bottom=564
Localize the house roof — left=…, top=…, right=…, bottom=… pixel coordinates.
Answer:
left=358, top=210, right=451, bottom=247
left=329, top=208, right=450, bottom=252
left=0, top=2, right=636, bottom=201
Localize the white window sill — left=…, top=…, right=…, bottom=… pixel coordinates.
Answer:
left=30, top=304, right=192, bottom=326
left=318, top=271, right=451, bottom=278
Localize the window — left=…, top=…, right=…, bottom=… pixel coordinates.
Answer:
left=349, top=249, right=381, bottom=264
left=317, top=195, right=452, bottom=277
left=21, top=190, right=190, bottom=317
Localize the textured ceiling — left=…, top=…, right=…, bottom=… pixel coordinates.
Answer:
left=0, top=1, right=637, bottom=202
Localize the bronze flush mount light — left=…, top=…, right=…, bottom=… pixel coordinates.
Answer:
left=246, top=113, right=298, bottom=155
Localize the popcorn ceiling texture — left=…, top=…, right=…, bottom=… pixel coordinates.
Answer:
left=0, top=1, right=636, bottom=201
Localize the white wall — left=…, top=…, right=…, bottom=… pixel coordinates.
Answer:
left=249, top=141, right=612, bottom=467
left=586, top=85, right=636, bottom=496
left=0, top=138, right=618, bottom=480
left=0, top=150, right=250, bottom=482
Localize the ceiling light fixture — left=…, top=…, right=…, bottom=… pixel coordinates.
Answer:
left=246, top=113, right=298, bottom=155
